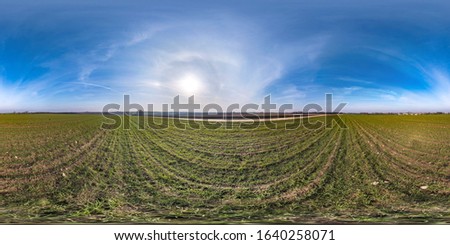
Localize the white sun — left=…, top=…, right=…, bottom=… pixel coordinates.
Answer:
left=177, top=73, right=202, bottom=95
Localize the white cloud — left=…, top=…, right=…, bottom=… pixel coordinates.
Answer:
left=428, top=69, right=450, bottom=106
left=0, top=78, right=47, bottom=112
left=340, top=68, right=450, bottom=112
left=94, top=19, right=329, bottom=108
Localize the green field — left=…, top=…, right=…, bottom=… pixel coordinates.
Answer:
left=0, top=114, right=449, bottom=223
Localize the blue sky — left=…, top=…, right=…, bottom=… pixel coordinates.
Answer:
left=1, top=0, right=450, bottom=112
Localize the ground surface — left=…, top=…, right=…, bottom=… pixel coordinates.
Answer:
left=0, top=114, right=449, bottom=223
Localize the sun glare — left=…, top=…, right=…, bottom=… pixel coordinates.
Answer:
left=177, top=73, right=202, bottom=95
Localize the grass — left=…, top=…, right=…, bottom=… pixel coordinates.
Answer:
left=0, top=114, right=449, bottom=223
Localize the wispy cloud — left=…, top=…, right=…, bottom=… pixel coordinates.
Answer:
left=1, top=0, right=450, bottom=112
